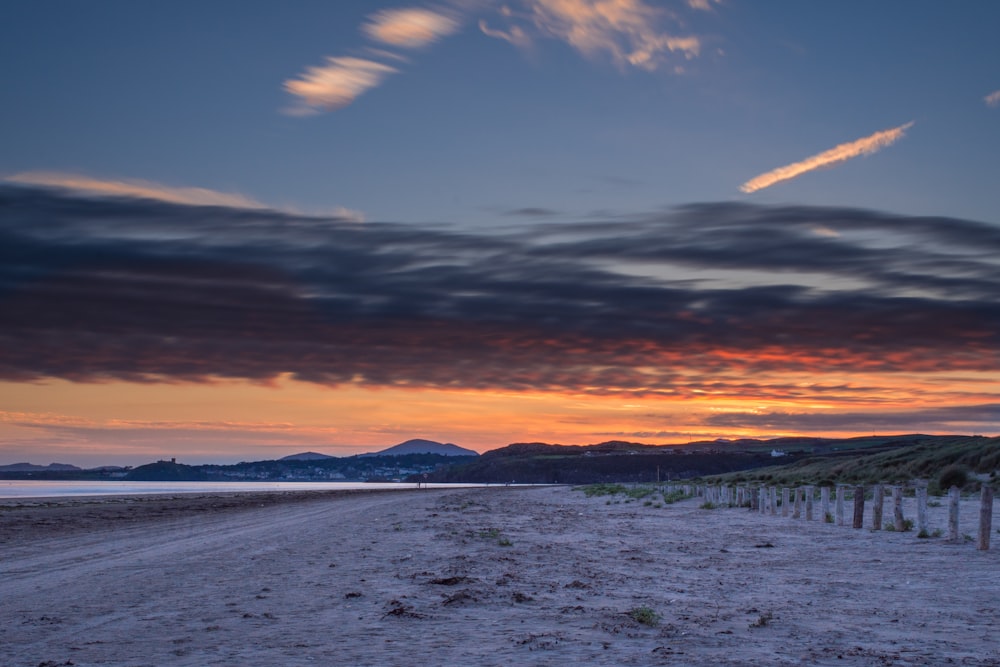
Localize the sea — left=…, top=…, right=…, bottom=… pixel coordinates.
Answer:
left=0, top=480, right=489, bottom=499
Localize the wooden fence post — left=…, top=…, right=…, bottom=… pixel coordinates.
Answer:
left=892, top=486, right=905, bottom=531
left=852, top=485, right=865, bottom=529
left=793, top=487, right=803, bottom=519
left=872, top=485, right=884, bottom=530
left=759, top=487, right=767, bottom=514
left=769, top=487, right=778, bottom=516
left=916, top=484, right=929, bottom=536
left=978, top=486, right=993, bottom=551
left=805, top=486, right=814, bottom=521
left=781, top=487, right=790, bottom=517
left=836, top=485, right=846, bottom=526
left=820, top=486, right=831, bottom=523
left=948, top=486, right=960, bottom=542
left=750, top=486, right=759, bottom=511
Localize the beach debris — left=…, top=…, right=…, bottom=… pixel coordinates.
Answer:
left=442, top=590, right=478, bottom=605
left=428, top=575, right=471, bottom=586
left=382, top=599, right=424, bottom=618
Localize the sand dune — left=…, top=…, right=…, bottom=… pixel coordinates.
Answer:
left=3, top=486, right=999, bottom=666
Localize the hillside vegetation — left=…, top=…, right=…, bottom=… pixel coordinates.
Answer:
left=703, top=435, right=1000, bottom=491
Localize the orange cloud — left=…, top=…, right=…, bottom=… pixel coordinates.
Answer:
left=363, top=7, right=459, bottom=48
left=7, top=172, right=267, bottom=209
left=522, top=0, right=700, bottom=70
left=283, top=56, right=397, bottom=113
left=986, top=90, right=1000, bottom=108
left=479, top=19, right=532, bottom=48
left=740, top=122, right=914, bottom=193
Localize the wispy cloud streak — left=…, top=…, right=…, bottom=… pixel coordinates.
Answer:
left=479, top=19, right=532, bottom=48
left=986, top=90, right=1000, bottom=108
left=4, top=172, right=366, bottom=222
left=363, top=7, right=459, bottom=48
left=482, top=0, right=701, bottom=70
left=283, top=57, right=397, bottom=114
left=740, top=122, right=914, bottom=194
left=6, top=172, right=268, bottom=209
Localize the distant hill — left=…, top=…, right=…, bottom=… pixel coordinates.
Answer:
left=125, top=460, right=209, bottom=482
left=705, top=434, right=1000, bottom=490
left=362, top=439, right=478, bottom=457
left=0, top=462, right=81, bottom=472
left=420, top=440, right=783, bottom=484
left=418, top=435, right=1000, bottom=485
left=279, top=451, right=334, bottom=461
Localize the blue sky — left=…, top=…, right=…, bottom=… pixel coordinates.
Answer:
left=3, top=1, right=998, bottom=225
left=1, top=1, right=999, bottom=465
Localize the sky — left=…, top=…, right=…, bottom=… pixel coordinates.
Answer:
left=1, top=0, right=999, bottom=466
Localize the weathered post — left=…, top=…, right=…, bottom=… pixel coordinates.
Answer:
left=769, top=487, right=778, bottom=516
left=750, top=486, right=759, bottom=511
left=793, top=487, right=803, bottom=519
left=781, top=487, right=790, bottom=517
left=948, top=486, right=960, bottom=542
left=872, top=484, right=884, bottom=530
left=892, top=486, right=905, bottom=531
left=978, top=485, right=993, bottom=551
left=820, top=486, right=831, bottom=523
left=916, top=483, right=929, bottom=536
left=852, top=485, right=865, bottom=529
left=805, top=486, right=814, bottom=521
left=836, top=485, right=846, bottom=526
left=759, top=487, right=767, bottom=514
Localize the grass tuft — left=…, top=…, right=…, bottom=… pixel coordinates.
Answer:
left=628, top=606, right=661, bottom=627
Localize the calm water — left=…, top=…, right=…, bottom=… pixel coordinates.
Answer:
left=0, top=480, right=487, bottom=499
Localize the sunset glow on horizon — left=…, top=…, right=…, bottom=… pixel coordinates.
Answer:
left=2, top=1, right=999, bottom=467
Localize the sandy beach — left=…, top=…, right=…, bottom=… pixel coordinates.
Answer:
left=3, top=486, right=999, bottom=666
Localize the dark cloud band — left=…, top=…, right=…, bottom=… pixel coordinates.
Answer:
left=2, top=185, right=999, bottom=393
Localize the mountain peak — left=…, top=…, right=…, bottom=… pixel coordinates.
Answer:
left=279, top=451, right=335, bottom=461
left=364, top=439, right=478, bottom=457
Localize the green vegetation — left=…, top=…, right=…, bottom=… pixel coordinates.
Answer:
left=628, top=606, right=661, bottom=627
left=701, top=435, right=999, bottom=487
left=661, top=489, right=688, bottom=504
left=579, top=483, right=628, bottom=497
left=938, top=464, right=970, bottom=491
left=576, top=483, right=692, bottom=507
left=474, top=527, right=512, bottom=546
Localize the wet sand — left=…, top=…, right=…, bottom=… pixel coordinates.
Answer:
left=2, top=486, right=999, bottom=666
